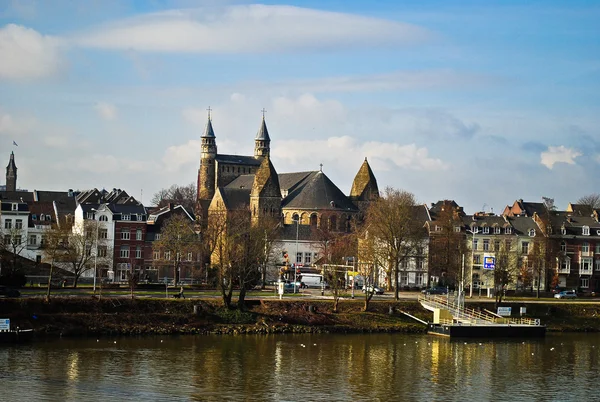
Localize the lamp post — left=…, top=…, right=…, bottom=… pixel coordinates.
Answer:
left=293, top=216, right=299, bottom=294
left=91, top=208, right=100, bottom=293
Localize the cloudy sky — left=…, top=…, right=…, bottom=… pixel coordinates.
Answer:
left=1, top=0, right=599, bottom=213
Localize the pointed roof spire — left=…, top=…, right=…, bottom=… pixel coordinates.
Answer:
left=256, top=109, right=270, bottom=141
left=6, top=151, right=16, bottom=171
left=202, top=107, right=215, bottom=138
left=350, top=158, right=379, bottom=200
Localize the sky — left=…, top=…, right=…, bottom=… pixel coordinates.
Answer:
left=1, top=0, right=599, bottom=214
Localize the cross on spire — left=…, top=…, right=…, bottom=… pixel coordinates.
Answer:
left=261, top=108, right=267, bottom=119
left=207, top=106, right=212, bottom=120
left=319, top=163, right=323, bottom=172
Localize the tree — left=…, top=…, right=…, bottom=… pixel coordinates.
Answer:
left=492, top=239, right=519, bottom=307
left=363, top=187, right=423, bottom=300
left=357, top=228, right=382, bottom=311
left=153, top=214, right=200, bottom=286
left=0, top=223, right=28, bottom=276
left=576, top=193, right=600, bottom=210
left=58, top=220, right=112, bottom=288
left=40, top=224, right=70, bottom=301
left=428, top=206, right=467, bottom=287
left=151, top=183, right=197, bottom=213
left=528, top=237, right=547, bottom=298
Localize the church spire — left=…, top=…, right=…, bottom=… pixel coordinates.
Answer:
left=5, top=151, right=17, bottom=192
left=350, top=157, right=379, bottom=210
left=197, top=107, right=218, bottom=212
left=254, top=109, right=270, bottom=158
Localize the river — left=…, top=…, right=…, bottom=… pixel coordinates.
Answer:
left=1, top=333, right=599, bottom=401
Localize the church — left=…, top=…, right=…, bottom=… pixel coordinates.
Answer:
left=195, top=111, right=379, bottom=231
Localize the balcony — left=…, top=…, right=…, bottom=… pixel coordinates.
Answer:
left=558, top=266, right=570, bottom=274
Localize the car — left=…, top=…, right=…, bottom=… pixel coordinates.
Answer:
left=362, top=285, right=384, bottom=295
left=554, top=290, right=577, bottom=299
left=0, top=286, right=21, bottom=298
left=421, top=286, right=448, bottom=295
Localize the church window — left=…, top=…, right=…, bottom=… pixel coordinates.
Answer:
left=292, top=213, right=299, bottom=223
left=329, top=215, right=337, bottom=231
left=310, top=214, right=318, bottom=226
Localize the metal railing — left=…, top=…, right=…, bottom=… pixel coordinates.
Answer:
left=419, top=294, right=540, bottom=326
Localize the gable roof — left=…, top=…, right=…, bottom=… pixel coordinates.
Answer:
left=350, top=158, right=379, bottom=201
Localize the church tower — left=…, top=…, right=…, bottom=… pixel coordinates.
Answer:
left=197, top=109, right=217, bottom=206
left=350, top=158, right=379, bottom=212
left=254, top=112, right=270, bottom=159
left=250, top=156, right=281, bottom=225
left=5, top=151, right=17, bottom=192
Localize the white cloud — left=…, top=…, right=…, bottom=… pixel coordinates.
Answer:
left=71, top=5, right=431, bottom=53
left=0, top=24, right=63, bottom=80
left=0, top=109, right=36, bottom=137
left=540, top=146, right=582, bottom=169
left=94, top=102, right=118, bottom=121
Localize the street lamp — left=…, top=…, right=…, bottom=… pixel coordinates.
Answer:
left=293, top=215, right=299, bottom=294
left=91, top=208, right=100, bottom=293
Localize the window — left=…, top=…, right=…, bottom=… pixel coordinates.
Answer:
left=560, top=242, right=566, bottom=252
left=121, top=231, right=130, bottom=240
left=135, top=247, right=142, bottom=259
left=153, top=251, right=160, bottom=260
left=98, top=246, right=107, bottom=258
left=296, top=252, right=302, bottom=264
left=313, top=252, right=318, bottom=262
left=505, top=227, right=512, bottom=234
left=31, top=214, right=37, bottom=220
left=596, top=244, right=600, bottom=254
left=483, top=239, right=490, bottom=251
left=29, top=235, right=37, bottom=245
left=99, top=215, right=108, bottom=222
left=505, top=240, right=512, bottom=250
left=416, top=272, right=424, bottom=286
left=155, top=234, right=161, bottom=240
left=3, top=235, right=10, bottom=245
left=416, top=258, right=424, bottom=270
left=494, top=227, right=501, bottom=234
left=15, top=219, right=22, bottom=229
left=120, top=246, right=129, bottom=258
left=471, top=226, right=479, bottom=234
left=581, top=258, right=592, bottom=273
left=46, top=214, right=51, bottom=221
left=528, top=229, right=536, bottom=237
left=122, top=214, right=131, bottom=221
left=86, top=212, right=95, bottom=219
left=482, top=226, right=489, bottom=234
left=99, top=229, right=108, bottom=239
left=581, top=278, right=589, bottom=288
left=400, top=273, right=408, bottom=285
left=472, top=239, right=478, bottom=250
left=187, top=252, right=193, bottom=262
left=304, top=252, right=312, bottom=264
left=560, top=258, right=570, bottom=273
left=561, top=226, right=566, bottom=235
left=41, top=236, right=46, bottom=246
left=4, top=219, right=12, bottom=229
left=595, top=260, right=600, bottom=271
left=583, top=226, right=590, bottom=235
left=164, top=251, right=171, bottom=261
left=582, top=242, right=590, bottom=254
left=454, top=226, right=461, bottom=233
left=11, top=203, right=17, bottom=211
left=494, top=240, right=500, bottom=251
left=434, top=225, right=441, bottom=232
left=522, top=242, right=529, bottom=254
left=136, top=229, right=143, bottom=241
left=473, top=254, right=481, bottom=266
left=14, top=235, right=21, bottom=245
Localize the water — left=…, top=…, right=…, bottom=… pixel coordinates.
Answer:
left=1, top=333, right=599, bottom=401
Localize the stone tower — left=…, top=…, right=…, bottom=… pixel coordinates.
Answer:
left=250, top=156, right=281, bottom=225
left=254, top=116, right=271, bottom=159
left=350, top=158, right=379, bottom=212
left=197, top=113, right=217, bottom=211
left=5, top=151, right=17, bottom=192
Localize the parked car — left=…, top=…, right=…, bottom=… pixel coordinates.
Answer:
left=0, top=286, right=21, bottom=298
left=554, top=290, right=577, bottom=299
left=421, top=286, right=448, bottom=295
left=362, top=285, right=384, bottom=295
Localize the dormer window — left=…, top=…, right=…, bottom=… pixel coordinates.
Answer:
left=123, top=214, right=131, bottom=221
left=454, top=226, right=461, bottom=233
left=529, top=229, right=536, bottom=237
left=86, top=212, right=95, bottom=220
left=561, top=226, right=566, bottom=235
left=583, top=226, right=590, bottom=235
left=471, top=226, right=479, bottom=234
left=434, top=225, right=441, bottom=232
left=99, top=215, right=108, bottom=222
left=560, top=241, right=566, bottom=252
left=483, top=226, right=489, bottom=234
left=494, top=227, right=501, bottom=234
left=11, top=203, right=18, bottom=211
left=505, top=227, right=512, bottom=234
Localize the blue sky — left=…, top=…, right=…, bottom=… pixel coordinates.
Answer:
left=1, top=0, right=599, bottom=213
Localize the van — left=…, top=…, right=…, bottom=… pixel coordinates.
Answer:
left=300, top=273, right=328, bottom=289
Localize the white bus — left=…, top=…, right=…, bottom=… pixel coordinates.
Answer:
left=300, top=273, right=328, bottom=289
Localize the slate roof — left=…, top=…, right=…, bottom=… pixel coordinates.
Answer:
left=226, top=174, right=255, bottom=190
left=277, top=223, right=318, bottom=242
left=0, top=191, right=33, bottom=202
left=0, top=200, right=28, bottom=212
left=278, top=172, right=313, bottom=193
left=216, top=154, right=262, bottom=166
left=568, top=203, right=594, bottom=217
left=429, top=200, right=464, bottom=219
left=505, top=216, right=539, bottom=236
left=219, top=187, right=251, bottom=210
left=28, top=202, right=56, bottom=226
left=281, top=171, right=358, bottom=212
left=255, top=117, right=270, bottom=141
left=202, top=118, right=215, bottom=138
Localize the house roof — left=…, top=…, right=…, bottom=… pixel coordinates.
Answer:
left=0, top=191, right=34, bottom=202
left=281, top=171, right=358, bottom=212
left=216, top=154, right=262, bottom=166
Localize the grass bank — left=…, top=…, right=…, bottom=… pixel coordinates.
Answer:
left=1, top=298, right=599, bottom=338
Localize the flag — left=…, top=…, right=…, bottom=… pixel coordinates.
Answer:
left=12, top=141, right=18, bottom=146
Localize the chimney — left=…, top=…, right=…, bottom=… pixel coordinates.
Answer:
left=168, top=202, right=174, bottom=211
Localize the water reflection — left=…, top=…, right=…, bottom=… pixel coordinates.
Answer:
left=2, top=333, right=600, bottom=401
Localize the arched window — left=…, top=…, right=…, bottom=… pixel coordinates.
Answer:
left=329, top=215, right=337, bottom=231
left=292, top=213, right=299, bottom=223
left=99, top=215, right=108, bottom=221
left=310, top=214, right=318, bottom=226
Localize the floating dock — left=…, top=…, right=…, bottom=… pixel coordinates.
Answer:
left=418, top=295, right=546, bottom=338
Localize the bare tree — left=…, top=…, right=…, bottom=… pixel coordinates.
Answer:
left=40, top=224, right=69, bottom=300
left=153, top=214, right=200, bottom=286
left=0, top=223, right=28, bottom=276
left=492, top=239, right=520, bottom=307
left=428, top=206, right=467, bottom=287
left=363, top=187, right=422, bottom=300
left=357, top=228, right=382, bottom=311
left=151, top=183, right=197, bottom=213
left=576, top=193, right=600, bottom=209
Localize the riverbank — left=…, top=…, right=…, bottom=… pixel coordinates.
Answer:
left=1, top=298, right=600, bottom=337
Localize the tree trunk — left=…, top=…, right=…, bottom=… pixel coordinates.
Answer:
left=46, top=261, right=54, bottom=302
left=238, top=285, right=247, bottom=310
left=394, top=263, right=399, bottom=301
left=333, top=293, right=339, bottom=313
left=73, top=274, right=79, bottom=288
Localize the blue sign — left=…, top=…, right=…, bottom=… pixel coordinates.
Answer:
left=0, top=319, right=9, bottom=331
left=483, top=256, right=496, bottom=270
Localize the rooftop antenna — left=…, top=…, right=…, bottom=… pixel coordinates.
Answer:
left=482, top=203, right=488, bottom=213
